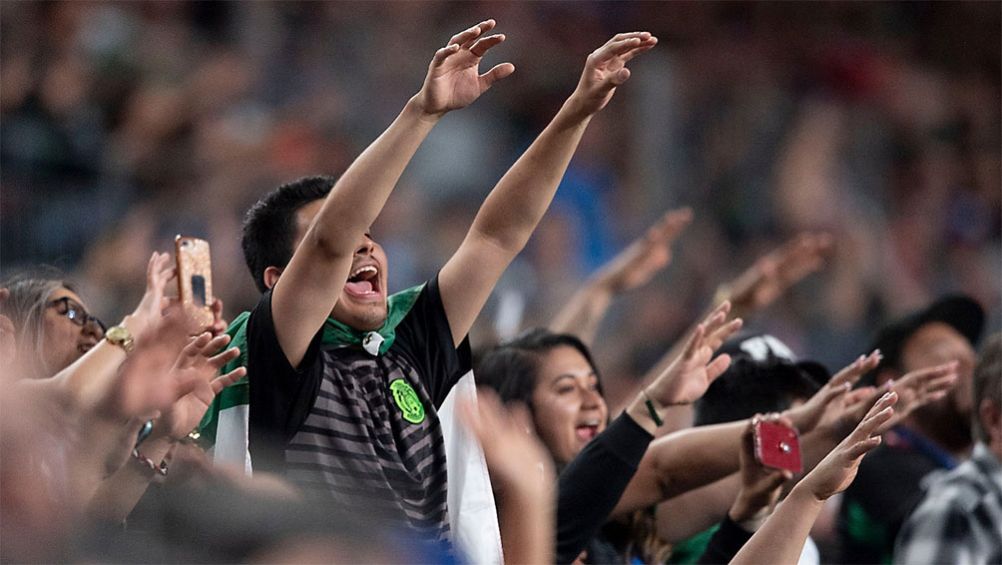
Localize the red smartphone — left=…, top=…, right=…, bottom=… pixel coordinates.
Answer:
left=175, top=235, right=214, bottom=329
left=753, top=420, right=802, bottom=473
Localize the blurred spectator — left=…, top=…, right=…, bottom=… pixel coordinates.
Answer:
left=837, top=294, right=984, bottom=563
left=893, top=332, right=1002, bottom=565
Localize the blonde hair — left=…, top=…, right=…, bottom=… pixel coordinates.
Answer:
left=1, top=273, right=74, bottom=379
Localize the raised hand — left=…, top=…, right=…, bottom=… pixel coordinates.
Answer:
left=595, top=207, right=692, bottom=294
left=843, top=361, right=959, bottom=432
left=126, top=252, right=176, bottom=337
left=462, top=391, right=553, bottom=495
left=729, top=416, right=794, bottom=528
left=100, top=310, right=192, bottom=419
left=723, top=232, right=833, bottom=317
left=568, top=31, right=658, bottom=118
left=463, top=390, right=555, bottom=565
left=413, top=19, right=515, bottom=118
left=786, top=350, right=882, bottom=435
left=207, top=298, right=228, bottom=336
left=153, top=332, right=246, bottom=441
left=800, top=391, right=897, bottom=501
left=645, top=302, right=742, bottom=406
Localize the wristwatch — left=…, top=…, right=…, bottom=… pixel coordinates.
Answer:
left=105, top=325, right=135, bottom=354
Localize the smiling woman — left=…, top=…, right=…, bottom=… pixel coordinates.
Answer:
left=0, top=272, right=104, bottom=379
left=477, top=329, right=607, bottom=465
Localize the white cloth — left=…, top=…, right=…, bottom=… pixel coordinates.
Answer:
left=208, top=370, right=503, bottom=563
left=439, top=370, right=504, bottom=564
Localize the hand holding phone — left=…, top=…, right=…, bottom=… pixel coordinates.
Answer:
left=175, top=236, right=214, bottom=330
left=753, top=419, right=802, bottom=473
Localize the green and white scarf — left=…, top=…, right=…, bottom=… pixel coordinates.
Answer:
left=196, top=283, right=424, bottom=452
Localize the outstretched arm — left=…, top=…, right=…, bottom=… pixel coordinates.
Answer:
left=273, top=20, right=514, bottom=366
left=86, top=332, right=245, bottom=523
left=627, top=232, right=833, bottom=409
left=439, top=32, right=658, bottom=346
left=730, top=391, right=897, bottom=565
left=608, top=303, right=745, bottom=517
left=550, top=207, right=692, bottom=345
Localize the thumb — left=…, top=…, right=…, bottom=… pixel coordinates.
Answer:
left=479, top=62, right=515, bottom=90
left=606, top=67, right=631, bottom=88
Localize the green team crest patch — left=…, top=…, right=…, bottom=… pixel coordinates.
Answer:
left=390, top=379, right=425, bottom=424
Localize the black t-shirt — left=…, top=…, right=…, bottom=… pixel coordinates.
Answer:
left=837, top=433, right=948, bottom=564
left=245, top=277, right=471, bottom=540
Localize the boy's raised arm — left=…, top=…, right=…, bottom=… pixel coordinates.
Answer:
left=272, top=20, right=513, bottom=367
left=440, top=32, right=658, bottom=346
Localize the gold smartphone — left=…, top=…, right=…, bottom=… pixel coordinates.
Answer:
left=175, top=235, right=214, bottom=329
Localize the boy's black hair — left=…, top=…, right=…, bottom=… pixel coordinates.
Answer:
left=241, top=176, right=336, bottom=293
left=475, top=328, right=604, bottom=413
left=693, top=356, right=822, bottom=426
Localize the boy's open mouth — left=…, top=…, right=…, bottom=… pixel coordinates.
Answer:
left=344, top=264, right=381, bottom=298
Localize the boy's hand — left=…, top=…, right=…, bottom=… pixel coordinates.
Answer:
left=413, top=19, right=514, bottom=118
left=568, top=31, right=658, bottom=119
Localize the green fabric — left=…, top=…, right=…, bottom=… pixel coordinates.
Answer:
left=197, top=284, right=425, bottom=447
left=844, top=499, right=892, bottom=564
left=667, top=523, right=720, bottom=564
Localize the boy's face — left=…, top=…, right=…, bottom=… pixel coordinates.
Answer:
left=293, top=201, right=389, bottom=331
left=902, top=322, right=976, bottom=417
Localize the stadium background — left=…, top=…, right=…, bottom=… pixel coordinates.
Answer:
left=2, top=1, right=999, bottom=408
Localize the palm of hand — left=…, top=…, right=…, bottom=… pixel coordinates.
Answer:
left=657, top=346, right=713, bottom=405
left=159, top=371, right=214, bottom=440
left=425, top=54, right=486, bottom=113
left=579, top=57, right=626, bottom=111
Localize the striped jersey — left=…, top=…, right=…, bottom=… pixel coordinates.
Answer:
left=245, top=277, right=471, bottom=541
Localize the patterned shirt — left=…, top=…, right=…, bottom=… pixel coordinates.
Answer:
left=245, top=277, right=471, bottom=541
left=894, top=443, right=1002, bottom=565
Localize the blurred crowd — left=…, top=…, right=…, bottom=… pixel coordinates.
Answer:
left=1, top=1, right=1000, bottom=564
left=3, top=2, right=999, bottom=398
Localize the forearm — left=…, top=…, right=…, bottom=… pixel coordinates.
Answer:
left=50, top=315, right=149, bottom=413
left=729, top=485, right=823, bottom=565
left=558, top=414, right=653, bottom=562
left=467, top=100, right=592, bottom=254
left=610, top=420, right=743, bottom=518
left=549, top=277, right=614, bottom=346
left=501, top=484, right=554, bottom=565
left=306, top=99, right=438, bottom=255
left=86, top=436, right=174, bottom=523
left=656, top=474, right=741, bottom=543
left=651, top=420, right=745, bottom=497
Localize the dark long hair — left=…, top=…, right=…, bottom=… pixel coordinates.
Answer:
left=475, top=328, right=604, bottom=414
